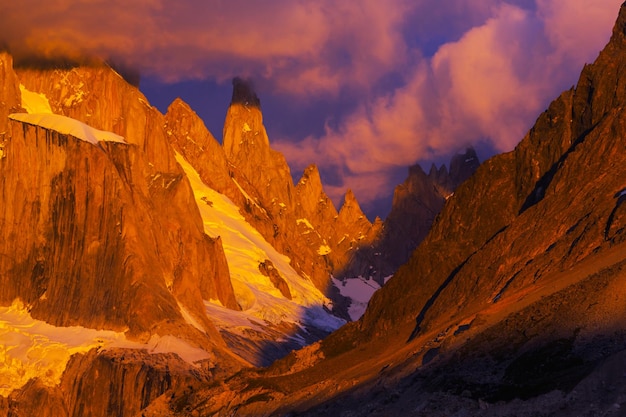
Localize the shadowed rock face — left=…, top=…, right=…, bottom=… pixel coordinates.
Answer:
left=259, top=260, right=292, bottom=300
left=361, top=1, right=626, bottom=340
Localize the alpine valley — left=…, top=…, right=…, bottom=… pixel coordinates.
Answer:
left=3, top=4, right=626, bottom=417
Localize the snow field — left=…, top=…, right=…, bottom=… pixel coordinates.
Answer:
left=175, top=153, right=345, bottom=336
left=0, top=300, right=210, bottom=397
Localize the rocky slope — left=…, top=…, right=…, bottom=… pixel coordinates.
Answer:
left=145, top=3, right=626, bottom=415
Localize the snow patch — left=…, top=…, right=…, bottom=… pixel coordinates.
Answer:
left=0, top=300, right=209, bottom=397
left=177, top=302, right=206, bottom=333
left=317, top=245, right=331, bottom=255
left=332, top=277, right=382, bottom=321
left=9, top=113, right=125, bottom=146
left=19, top=84, right=53, bottom=114
left=297, top=218, right=314, bottom=230
left=62, top=81, right=85, bottom=107
left=232, top=178, right=260, bottom=209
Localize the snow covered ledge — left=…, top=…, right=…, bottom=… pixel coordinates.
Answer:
left=8, top=113, right=126, bottom=146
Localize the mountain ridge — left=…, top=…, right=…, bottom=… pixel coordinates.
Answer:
left=4, top=3, right=626, bottom=415
left=134, top=3, right=626, bottom=415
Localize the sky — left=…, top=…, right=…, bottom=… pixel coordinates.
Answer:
left=1, top=0, right=623, bottom=218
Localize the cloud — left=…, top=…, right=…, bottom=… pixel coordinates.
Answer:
left=274, top=0, right=622, bottom=210
left=0, top=0, right=410, bottom=96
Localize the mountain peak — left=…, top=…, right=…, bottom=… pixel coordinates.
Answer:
left=338, top=189, right=369, bottom=225
left=168, top=96, right=191, bottom=111
left=449, top=146, right=480, bottom=186
left=343, top=188, right=357, bottom=205
left=297, top=164, right=323, bottom=190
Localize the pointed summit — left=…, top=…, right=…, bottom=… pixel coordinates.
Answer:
left=294, top=163, right=339, bottom=243
left=338, top=189, right=370, bottom=230
left=222, top=77, right=272, bottom=163
left=340, top=189, right=359, bottom=211
left=296, top=164, right=327, bottom=214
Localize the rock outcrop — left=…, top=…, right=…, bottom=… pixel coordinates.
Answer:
left=0, top=53, right=22, bottom=132
left=0, top=348, right=205, bottom=417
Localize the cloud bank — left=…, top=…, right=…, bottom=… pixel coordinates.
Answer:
left=276, top=0, right=622, bottom=208
left=1, top=0, right=622, bottom=213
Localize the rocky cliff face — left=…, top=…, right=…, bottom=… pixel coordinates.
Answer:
left=15, top=63, right=239, bottom=310
left=0, top=54, right=22, bottom=133
left=360, top=7, right=626, bottom=340
left=1, top=65, right=240, bottom=336
left=0, top=53, right=252, bottom=416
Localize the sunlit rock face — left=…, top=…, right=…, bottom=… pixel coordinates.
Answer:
left=0, top=57, right=247, bottom=345
left=0, top=53, right=22, bottom=132
left=293, top=165, right=378, bottom=278
left=164, top=98, right=235, bottom=198
left=0, top=114, right=235, bottom=343
left=0, top=54, right=253, bottom=416
left=221, top=79, right=336, bottom=289
left=1, top=348, right=205, bottom=417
